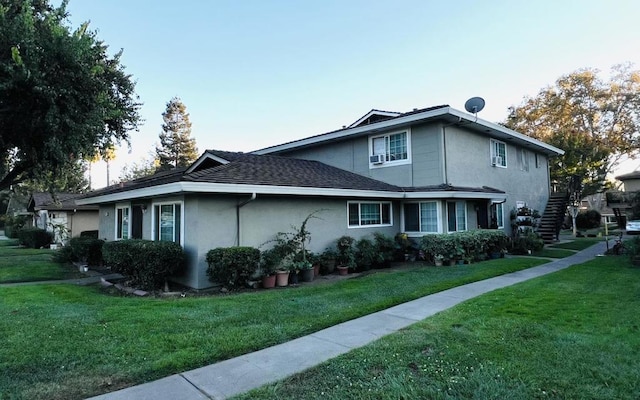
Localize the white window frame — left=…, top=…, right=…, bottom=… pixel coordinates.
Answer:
left=490, top=139, right=507, bottom=168
left=401, top=201, right=442, bottom=235
left=446, top=200, right=468, bottom=232
left=151, top=200, right=184, bottom=246
left=115, top=203, right=131, bottom=240
left=491, top=202, right=504, bottom=229
left=368, top=129, right=411, bottom=168
left=347, top=201, right=393, bottom=228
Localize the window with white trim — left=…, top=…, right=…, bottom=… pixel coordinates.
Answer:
left=490, top=202, right=504, bottom=229
left=116, top=205, right=130, bottom=240
left=403, top=201, right=439, bottom=233
left=490, top=139, right=507, bottom=167
left=447, top=201, right=467, bottom=232
left=517, top=148, right=529, bottom=171
left=348, top=202, right=392, bottom=227
left=370, top=130, right=409, bottom=165
left=154, top=202, right=182, bottom=244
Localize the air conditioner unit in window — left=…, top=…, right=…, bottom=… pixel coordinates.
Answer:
left=491, top=156, right=503, bottom=166
left=370, top=154, right=384, bottom=164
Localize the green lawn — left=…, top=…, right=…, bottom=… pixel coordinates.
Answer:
left=0, top=257, right=548, bottom=400
left=238, top=255, right=640, bottom=400
left=550, top=237, right=603, bottom=251
left=0, top=245, right=83, bottom=283
left=531, top=247, right=576, bottom=258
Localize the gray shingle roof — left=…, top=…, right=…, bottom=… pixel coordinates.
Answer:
left=185, top=152, right=401, bottom=192
left=80, top=150, right=504, bottom=199
left=28, top=192, right=99, bottom=211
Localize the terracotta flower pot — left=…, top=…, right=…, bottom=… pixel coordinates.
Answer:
left=313, top=263, right=320, bottom=277
left=337, top=265, right=349, bottom=276
left=262, top=274, right=276, bottom=289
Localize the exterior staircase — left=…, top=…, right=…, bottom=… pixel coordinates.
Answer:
left=606, top=191, right=633, bottom=229
left=538, top=192, right=569, bottom=244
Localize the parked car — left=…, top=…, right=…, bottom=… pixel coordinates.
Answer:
left=626, top=219, right=640, bottom=235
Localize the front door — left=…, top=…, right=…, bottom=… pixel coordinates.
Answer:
left=476, top=201, right=489, bottom=229
left=131, top=205, right=143, bottom=239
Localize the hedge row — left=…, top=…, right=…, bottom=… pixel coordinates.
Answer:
left=18, top=228, right=53, bottom=249
left=102, top=240, right=186, bottom=291
left=420, top=230, right=509, bottom=263
left=53, top=237, right=105, bottom=266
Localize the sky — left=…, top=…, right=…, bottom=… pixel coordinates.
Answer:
left=60, top=0, right=640, bottom=189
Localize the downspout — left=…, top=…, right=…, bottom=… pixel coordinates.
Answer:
left=236, top=193, right=257, bottom=246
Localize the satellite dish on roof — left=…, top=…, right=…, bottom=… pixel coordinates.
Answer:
left=464, top=97, right=485, bottom=114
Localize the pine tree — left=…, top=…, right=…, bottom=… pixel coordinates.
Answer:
left=156, top=97, right=198, bottom=170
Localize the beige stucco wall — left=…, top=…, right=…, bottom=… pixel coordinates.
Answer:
left=68, top=210, right=99, bottom=237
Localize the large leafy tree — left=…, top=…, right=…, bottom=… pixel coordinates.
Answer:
left=504, top=64, right=640, bottom=196
left=0, top=0, right=141, bottom=192
left=118, top=154, right=159, bottom=182
left=156, top=97, right=198, bottom=170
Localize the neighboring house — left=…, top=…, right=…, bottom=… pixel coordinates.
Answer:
left=606, top=170, right=640, bottom=226
left=27, top=193, right=99, bottom=243
left=77, top=105, right=564, bottom=289
left=615, top=171, right=640, bottom=192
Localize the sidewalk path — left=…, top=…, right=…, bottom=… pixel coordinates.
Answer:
left=87, top=241, right=608, bottom=400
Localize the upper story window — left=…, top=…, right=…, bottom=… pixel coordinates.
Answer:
left=116, top=204, right=130, bottom=240
left=490, top=139, right=507, bottom=168
left=348, top=201, right=392, bottom=228
left=517, top=148, right=529, bottom=171
left=369, top=130, right=411, bottom=167
left=153, top=202, right=183, bottom=245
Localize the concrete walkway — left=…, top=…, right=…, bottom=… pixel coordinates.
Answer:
left=87, top=241, right=608, bottom=400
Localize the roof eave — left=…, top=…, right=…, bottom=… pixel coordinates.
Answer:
left=253, top=106, right=564, bottom=157
left=76, top=182, right=508, bottom=205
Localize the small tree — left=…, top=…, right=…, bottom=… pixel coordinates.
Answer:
left=156, top=97, right=198, bottom=170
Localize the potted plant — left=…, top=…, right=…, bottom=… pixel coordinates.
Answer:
left=298, top=260, right=314, bottom=282
left=355, top=237, right=376, bottom=272
left=433, top=254, right=444, bottom=267
left=336, top=235, right=356, bottom=274
left=275, top=253, right=293, bottom=287
left=259, top=248, right=279, bottom=289
left=319, top=248, right=337, bottom=275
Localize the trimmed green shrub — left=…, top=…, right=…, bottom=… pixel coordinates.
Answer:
left=576, top=210, right=601, bottom=230
left=102, top=240, right=186, bottom=291
left=52, top=245, right=75, bottom=264
left=206, top=246, right=261, bottom=289
left=17, top=228, right=53, bottom=248
left=510, top=232, right=545, bottom=255
left=69, top=236, right=104, bottom=266
left=420, top=230, right=509, bottom=263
